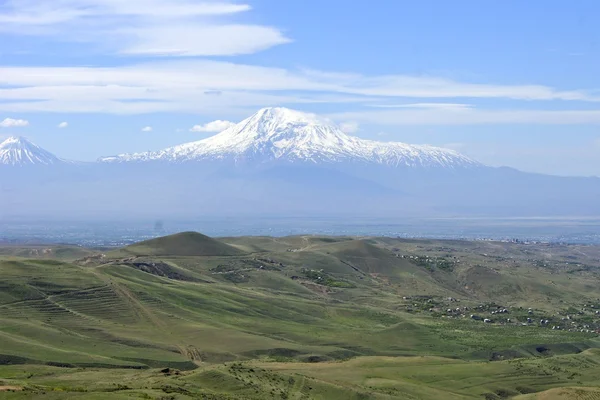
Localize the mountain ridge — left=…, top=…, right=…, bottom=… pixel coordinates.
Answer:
left=98, top=107, right=481, bottom=169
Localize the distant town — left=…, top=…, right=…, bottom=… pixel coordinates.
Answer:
left=2, top=218, right=600, bottom=247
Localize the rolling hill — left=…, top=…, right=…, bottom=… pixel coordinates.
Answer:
left=119, top=231, right=245, bottom=257
left=1, top=233, right=599, bottom=398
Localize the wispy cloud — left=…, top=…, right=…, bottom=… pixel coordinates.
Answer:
left=190, top=120, right=236, bottom=133
left=370, top=103, right=473, bottom=110
left=141, top=126, right=153, bottom=132
left=339, top=121, right=359, bottom=133
left=0, top=60, right=598, bottom=117
left=329, top=108, right=600, bottom=126
left=120, top=25, right=290, bottom=56
left=58, top=121, right=69, bottom=128
left=0, top=1, right=290, bottom=56
left=300, top=69, right=596, bottom=101
left=0, top=117, right=29, bottom=128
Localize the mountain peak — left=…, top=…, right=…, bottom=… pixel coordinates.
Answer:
left=2, top=136, right=31, bottom=146
left=100, top=107, right=481, bottom=169
left=226, top=107, right=330, bottom=144
left=251, top=107, right=323, bottom=125
left=0, top=136, right=65, bottom=166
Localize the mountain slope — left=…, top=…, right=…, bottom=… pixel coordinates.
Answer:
left=100, top=107, right=480, bottom=169
left=0, top=136, right=66, bottom=166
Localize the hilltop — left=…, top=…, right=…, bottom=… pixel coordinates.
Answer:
left=119, top=231, right=245, bottom=257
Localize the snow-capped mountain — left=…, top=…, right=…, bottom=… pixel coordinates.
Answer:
left=5, top=108, right=600, bottom=220
left=0, top=136, right=65, bottom=166
left=100, top=107, right=480, bottom=169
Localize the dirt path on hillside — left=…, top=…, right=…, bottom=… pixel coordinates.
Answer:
left=90, top=267, right=203, bottom=365
left=0, top=386, right=23, bottom=391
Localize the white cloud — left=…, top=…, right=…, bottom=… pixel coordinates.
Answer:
left=329, top=108, right=600, bottom=126
left=0, top=118, right=29, bottom=128
left=190, top=120, right=236, bottom=133
left=299, top=69, right=597, bottom=101
left=339, top=121, right=359, bottom=133
left=0, top=1, right=290, bottom=56
left=0, top=55, right=600, bottom=129
left=0, top=1, right=252, bottom=25
left=0, top=60, right=597, bottom=117
left=58, top=121, right=69, bottom=128
left=141, top=126, right=153, bottom=132
left=370, top=103, right=474, bottom=110
left=120, top=25, right=290, bottom=57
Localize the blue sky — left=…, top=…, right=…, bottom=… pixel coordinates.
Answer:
left=0, top=0, right=599, bottom=175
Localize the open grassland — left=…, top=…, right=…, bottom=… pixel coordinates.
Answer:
left=1, top=233, right=599, bottom=398
left=1, top=350, right=600, bottom=399
left=0, top=245, right=96, bottom=262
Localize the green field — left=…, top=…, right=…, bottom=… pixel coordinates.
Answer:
left=1, top=233, right=599, bottom=399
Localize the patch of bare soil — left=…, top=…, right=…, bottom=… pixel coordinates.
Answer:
left=0, top=386, right=23, bottom=391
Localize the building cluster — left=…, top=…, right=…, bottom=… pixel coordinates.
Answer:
left=402, top=296, right=600, bottom=335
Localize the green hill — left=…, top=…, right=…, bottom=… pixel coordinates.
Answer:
left=1, top=234, right=600, bottom=398
left=119, top=231, right=245, bottom=257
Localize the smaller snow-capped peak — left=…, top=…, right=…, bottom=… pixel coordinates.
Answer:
left=0, top=136, right=65, bottom=166
left=100, top=107, right=481, bottom=169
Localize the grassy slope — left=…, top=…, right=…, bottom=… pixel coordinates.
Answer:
left=1, top=350, right=600, bottom=399
left=1, top=233, right=600, bottom=398
left=0, top=245, right=97, bottom=262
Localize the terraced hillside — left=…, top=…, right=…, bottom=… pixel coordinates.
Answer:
left=1, top=233, right=599, bottom=399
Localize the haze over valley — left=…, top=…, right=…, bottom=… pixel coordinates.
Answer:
left=3, top=107, right=600, bottom=225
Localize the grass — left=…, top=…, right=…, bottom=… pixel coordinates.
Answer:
left=0, top=245, right=96, bottom=262
left=1, top=233, right=600, bottom=398
left=1, top=350, right=600, bottom=399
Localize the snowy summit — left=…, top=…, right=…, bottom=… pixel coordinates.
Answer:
left=0, top=136, right=65, bottom=166
left=99, top=107, right=480, bottom=169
